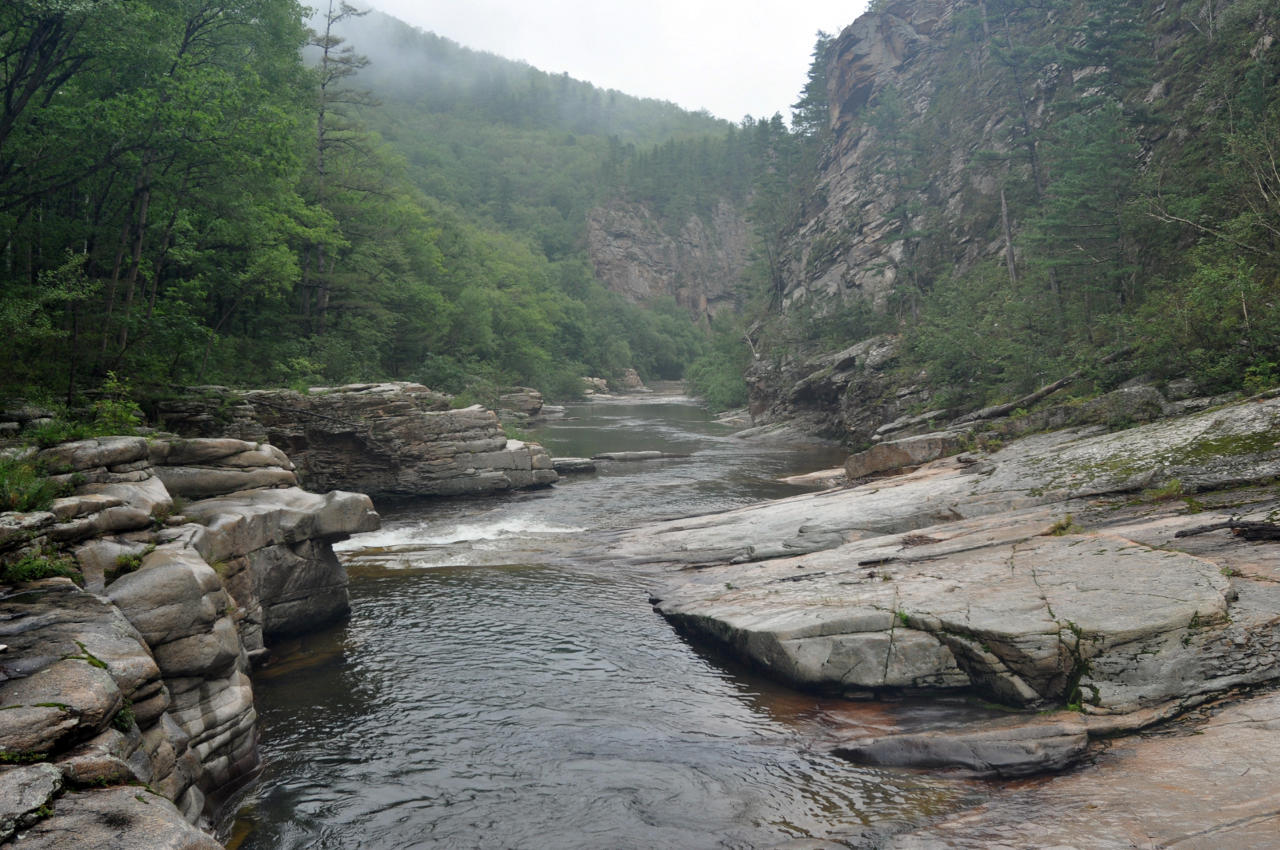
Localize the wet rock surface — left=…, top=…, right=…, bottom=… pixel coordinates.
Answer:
left=885, top=689, right=1280, bottom=848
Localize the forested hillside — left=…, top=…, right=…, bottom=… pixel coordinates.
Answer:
left=709, top=0, right=1280, bottom=432
left=0, top=0, right=767, bottom=410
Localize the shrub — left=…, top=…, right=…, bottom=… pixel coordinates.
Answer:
left=0, top=456, right=68, bottom=512
left=1, top=552, right=82, bottom=585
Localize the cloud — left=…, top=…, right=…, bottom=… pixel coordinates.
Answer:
left=366, top=0, right=867, bottom=120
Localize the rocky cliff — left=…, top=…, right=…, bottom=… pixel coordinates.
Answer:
left=0, top=436, right=377, bottom=846
left=585, top=199, right=749, bottom=320
left=746, top=0, right=1280, bottom=441
left=156, top=382, right=557, bottom=500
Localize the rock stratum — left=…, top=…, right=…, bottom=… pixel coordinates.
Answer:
left=585, top=199, right=749, bottom=321
left=156, top=382, right=557, bottom=499
left=618, top=394, right=1280, bottom=790
left=0, top=435, right=378, bottom=847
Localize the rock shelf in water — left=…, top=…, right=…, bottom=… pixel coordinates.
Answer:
left=616, top=395, right=1280, bottom=777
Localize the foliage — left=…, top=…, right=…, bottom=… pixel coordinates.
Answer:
left=0, top=457, right=69, bottom=513
left=0, top=1, right=722, bottom=406
left=0, top=552, right=82, bottom=585
left=685, top=319, right=752, bottom=411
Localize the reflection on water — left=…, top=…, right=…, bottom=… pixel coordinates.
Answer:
left=231, top=397, right=980, bottom=849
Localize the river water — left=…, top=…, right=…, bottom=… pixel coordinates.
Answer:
left=229, top=394, right=981, bottom=849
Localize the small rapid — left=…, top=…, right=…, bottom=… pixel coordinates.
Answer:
left=229, top=394, right=980, bottom=849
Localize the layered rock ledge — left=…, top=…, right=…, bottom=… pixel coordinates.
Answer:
left=1, top=435, right=377, bottom=847
left=618, top=396, right=1280, bottom=777
left=156, top=382, right=557, bottom=499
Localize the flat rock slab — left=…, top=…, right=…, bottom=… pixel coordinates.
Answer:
left=626, top=397, right=1280, bottom=726
left=551, top=457, right=597, bottom=474
left=654, top=511, right=1235, bottom=711
left=592, top=451, right=690, bottom=461
left=833, top=712, right=1090, bottom=777
left=885, top=689, right=1280, bottom=848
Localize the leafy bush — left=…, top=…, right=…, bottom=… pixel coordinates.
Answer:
left=1, top=552, right=82, bottom=585
left=685, top=322, right=751, bottom=411
left=0, top=457, right=68, bottom=512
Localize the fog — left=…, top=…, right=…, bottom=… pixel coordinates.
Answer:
left=350, top=0, right=870, bottom=122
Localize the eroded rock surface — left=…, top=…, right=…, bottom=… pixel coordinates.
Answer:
left=156, top=382, right=558, bottom=498
left=0, top=434, right=380, bottom=846
left=621, top=396, right=1280, bottom=776
left=885, top=689, right=1280, bottom=848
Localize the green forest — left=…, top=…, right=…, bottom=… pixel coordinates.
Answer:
left=2, top=0, right=1278, bottom=429
left=0, top=0, right=765, bottom=411
left=698, top=0, right=1280, bottom=413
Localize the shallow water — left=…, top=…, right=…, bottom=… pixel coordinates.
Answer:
left=229, top=396, right=980, bottom=849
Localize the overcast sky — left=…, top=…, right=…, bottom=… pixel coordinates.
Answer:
left=366, top=1, right=870, bottom=122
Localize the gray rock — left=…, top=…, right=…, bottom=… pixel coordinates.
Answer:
left=846, top=431, right=965, bottom=478
left=10, top=786, right=222, bottom=850
left=834, top=714, right=1090, bottom=777
left=497, top=387, right=543, bottom=417
left=592, top=450, right=690, bottom=462
left=551, top=457, right=597, bottom=474
left=622, top=396, right=1280, bottom=720
left=0, top=511, right=54, bottom=552
left=152, top=465, right=297, bottom=499
left=156, top=385, right=559, bottom=498
left=0, top=763, right=62, bottom=843
left=585, top=199, right=747, bottom=320
left=36, top=437, right=149, bottom=474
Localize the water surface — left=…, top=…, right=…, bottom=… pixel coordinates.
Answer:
left=230, top=395, right=979, bottom=849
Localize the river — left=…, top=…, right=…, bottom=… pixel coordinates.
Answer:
left=228, top=393, right=983, bottom=849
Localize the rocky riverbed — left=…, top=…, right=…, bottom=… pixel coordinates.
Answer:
left=612, top=392, right=1280, bottom=845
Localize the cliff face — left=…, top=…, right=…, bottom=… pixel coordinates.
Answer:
left=785, top=0, right=968, bottom=308
left=585, top=200, right=749, bottom=320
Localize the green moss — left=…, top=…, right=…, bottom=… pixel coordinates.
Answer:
left=1170, top=431, right=1279, bottom=465
left=112, top=698, right=136, bottom=732
left=1139, top=478, right=1185, bottom=502
left=72, top=640, right=109, bottom=670
left=1046, top=514, right=1084, bottom=536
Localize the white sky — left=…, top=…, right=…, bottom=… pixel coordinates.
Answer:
left=366, top=1, right=870, bottom=122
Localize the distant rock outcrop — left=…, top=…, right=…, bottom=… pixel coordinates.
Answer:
left=156, top=382, right=557, bottom=499
left=586, top=199, right=749, bottom=321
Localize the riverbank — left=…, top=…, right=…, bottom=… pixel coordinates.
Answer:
left=612, top=391, right=1280, bottom=845
left=1, top=436, right=378, bottom=847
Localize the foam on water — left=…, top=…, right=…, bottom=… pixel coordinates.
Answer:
left=335, top=514, right=586, bottom=553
